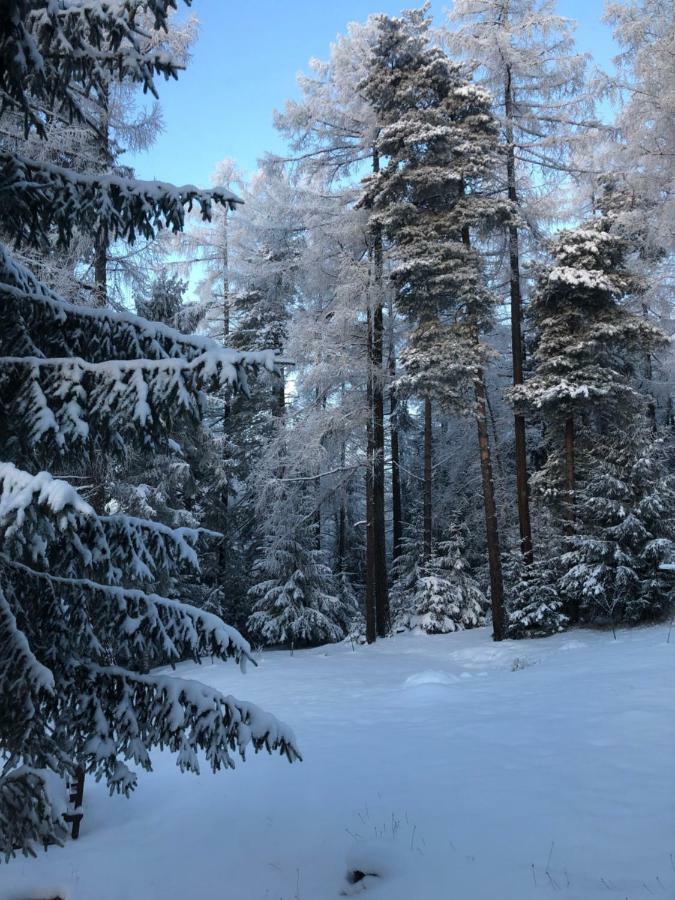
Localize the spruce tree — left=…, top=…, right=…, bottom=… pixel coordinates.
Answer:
left=391, top=527, right=486, bottom=635
left=507, top=555, right=568, bottom=638
left=511, top=215, right=667, bottom=531
left=559, top=427, right=674, bottom=628
left=247, top=517, right=352, bottom=649
left=360, top=6, right=509, bottom=640
left=0, top=1, right=298, bottom=860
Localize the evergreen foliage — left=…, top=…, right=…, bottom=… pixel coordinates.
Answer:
left=392, top=527, right=486, bottom=635
left=247, top=518, right=352, bottom=649
left=511, top=214, right=667, bottom=508
left=0, top=1, right=298, bottom=861
left=359, top=6, right=506, bottom=406
left=507, top=555, right=568, bottom=638
left=560, top=429, right=675, bottom=627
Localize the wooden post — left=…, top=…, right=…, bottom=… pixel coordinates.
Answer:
left=63, top=766, right=85, bottom=839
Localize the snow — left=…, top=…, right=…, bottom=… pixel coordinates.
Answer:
left=3, top=624, right=674, bottom=900
left=0, top=463, right=93, bottom=525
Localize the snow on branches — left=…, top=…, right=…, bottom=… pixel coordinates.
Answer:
left=0, top=0, right=299, bottom=861
left=0, top=1, right=196, bottom=136
left=1, top=153, right=241, bottom=249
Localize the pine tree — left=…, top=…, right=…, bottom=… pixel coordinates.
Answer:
left=247, top=516, right=351, bottom=649
left=507, top=555, right=568, bottom=638
left=360, top=6, right=509, bottom=640
left=511, top=215, right=667, bottom=534
left=0, top=2, right=298, bottom=860
left=391, top=527, right=486, bottom=635
left=559, top=427, right=675, bottom=628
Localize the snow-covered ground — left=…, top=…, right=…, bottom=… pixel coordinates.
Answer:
left=4, top=624, right=674, bottom=900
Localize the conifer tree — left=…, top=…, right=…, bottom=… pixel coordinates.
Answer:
left=391, top=526, right=486, bottom=635
left=247, top=511, right=352, bottom=649
left=275, top=20, right=391, bottom=642
left=360, top=6, right=509, bottom=640
left=511, top=216, right=667, bottom=535
left=507, top=555, right=568, bottom=638
left=559, top=427, right=674, bottom=628
left=447, top=0, right=593, bottom=565
left=0, top=1, right=298, bottom=859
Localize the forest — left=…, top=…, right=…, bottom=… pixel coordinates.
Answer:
left=0, top=1, right=673, bottom=898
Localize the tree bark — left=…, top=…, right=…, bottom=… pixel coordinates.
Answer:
left=563, top=414, right=579, bottom=621
left=372, top=300, right=389, bottom=636
left=389, top=349, right=403, bottom=562
left=338, top=439, right=347, bottom=573
left=475, top=373, right=506, bottom=642
left=369, top=148, right=390, bottom=637
left=365, top=306, right=376, bottom=644
left=218, top=212, right=230, bottom=591
left=504, top=63, right=534, bottom=565
left=93, top=83, right=110, bottom=308
left=423, top=396, right=432, bottom=561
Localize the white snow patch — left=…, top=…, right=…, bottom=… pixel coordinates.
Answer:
left=403, top=670, right=459, bottom=687
left=3, top=625, right=674, bottom=900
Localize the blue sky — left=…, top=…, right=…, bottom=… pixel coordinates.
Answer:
left=127, top=0, right=617, bottom=189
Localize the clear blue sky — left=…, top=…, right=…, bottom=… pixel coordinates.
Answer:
left=127, top=0, right=616, bottom=189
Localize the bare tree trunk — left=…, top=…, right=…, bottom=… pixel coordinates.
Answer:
left=389, top=350, right=403, bottom=562
left=461, top=222, right=506, bottom=640
left=563, top=414, right=579, bottom=621
left=475, top=373, right=506, bottom=642
left=504, top=63, right=534, bottom=565
left=423, top=396, right=432, bottom=561
left=93, top=83, right=110, bottom=308
left=365, top=306, right=376, bottom=644
left=338, top=439, right=347, bottom=573
left=368, top=148, right=390, bottom=638
left=641, top=302, right=658, bottom=428
left=373, top=300, right=389, bottom=636
left=94, top=226, right=108, bottom=307
left=218, top=213, right=230, bottom=591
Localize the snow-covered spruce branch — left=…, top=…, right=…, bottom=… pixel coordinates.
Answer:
left=0, top=256, right=278, bottom=374
left=4, top=559, right=252, bottom=671
left=1, top=153, right=241, bottom=250
left=0, top=348, right=276, bottom=457
left=0, top=0, right=196, bottom=133
left=74, top=663, right=302, bottom=782
left=0, top=767, right=68, bottom=862
left=0, top=464, right=213, bottom=584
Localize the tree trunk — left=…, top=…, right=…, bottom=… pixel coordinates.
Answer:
left=94, top=226, right=107, bottom=307
left=365, top=306, right=376, bottom=644
left=563, top=414, right=579, bottom=621
left=461, top=222, right=506, bottom=641
left=475, top=373, right=506, bottom=642
left=564, top=415, right=575, bottom=534
left=504, top=63, right=534, bottom=565
left=423, top=396, right=432, bottom=561
left=372, top=300, right=389, bottom=636
left=218, top=212, right=230, bottom=591
left=368, top=148, right=389, bottom=638
left=338, top=440, right=347, bottom=573
left=389, top=350, right=403, bottom=562
left=641, top=302, right=657, bottom=428
left=94, top=83, right=110, bottom=307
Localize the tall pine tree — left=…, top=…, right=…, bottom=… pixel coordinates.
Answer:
left=360, top=6, right=510, bottom=640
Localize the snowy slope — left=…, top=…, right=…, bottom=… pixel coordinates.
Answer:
left=3, top=624, right=674, bottom=900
